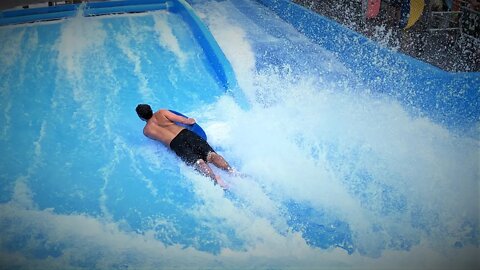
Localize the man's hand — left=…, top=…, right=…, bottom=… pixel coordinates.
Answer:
left=185, top=118, right=196, bottom=125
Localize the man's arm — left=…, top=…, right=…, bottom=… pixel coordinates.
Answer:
left=162, top=110, right=196, bottom=125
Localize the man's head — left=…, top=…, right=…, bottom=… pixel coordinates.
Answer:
left=136, top=104, right=153, bottom=121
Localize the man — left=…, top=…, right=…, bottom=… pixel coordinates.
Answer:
left=136, top=104, right=232, bottom=188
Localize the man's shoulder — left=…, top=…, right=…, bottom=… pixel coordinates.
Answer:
left=143, top=122, right=154, bottom=135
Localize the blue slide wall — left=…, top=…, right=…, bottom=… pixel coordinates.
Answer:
left=256, top=0, right=479, bottom=133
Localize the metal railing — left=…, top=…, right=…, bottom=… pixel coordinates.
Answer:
left=427, top=0, right=479, bottom=41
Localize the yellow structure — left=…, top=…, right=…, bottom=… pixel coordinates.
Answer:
left=405, top=0, right=425, bottom=29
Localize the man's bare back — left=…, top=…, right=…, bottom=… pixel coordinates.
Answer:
left=143, top=109, right=196, bottom=146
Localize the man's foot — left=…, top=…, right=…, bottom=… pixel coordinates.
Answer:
left=228, top=168, right=248, bottom=178
left=214, top=175, right=229, bottom=190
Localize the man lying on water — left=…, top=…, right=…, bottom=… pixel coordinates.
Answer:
left=136, top=104, right=233, bottom=189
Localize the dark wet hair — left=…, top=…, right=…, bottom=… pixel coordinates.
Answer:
left=136, top=104, right=153, bottom=120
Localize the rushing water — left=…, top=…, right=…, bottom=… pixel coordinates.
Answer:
left=0, top=0, right=478, bottom=269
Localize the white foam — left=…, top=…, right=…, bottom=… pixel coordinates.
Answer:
left=191, top=0, right=479, bottom=265
left=56, top=15, right=106, bottom=79
left=4, top=156, right=478, bottom=270
left=55, top=14, right=108, bottom=135
left=8, top=119, right=47, bottom=210
left=152, top=12, right=188, bottom=66
left=0, top=27, right=25, bottom=73
left=115, top=32, right=156, bottom=103
left=0, top=100, right=12, bottom=140
left=192, top=1, right=256, bottom=100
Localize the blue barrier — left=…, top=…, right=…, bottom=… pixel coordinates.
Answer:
left=0, top=10, right=77, bottom=24
left=173, top=0, right=249, bottom=108
left=256, top=0, right=479, bottom=133
left=0, top=3, right=77, bottom=24
left=84, top=3, right=168, bottom=16
left=0, top=3, right=77, bottom=18
left=0, top=0, right=170, bottom=26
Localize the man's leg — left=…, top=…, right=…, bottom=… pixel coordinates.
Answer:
left=194, top=159, right=228, bottom=189
left=206, top=152, right=234, bottom=173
